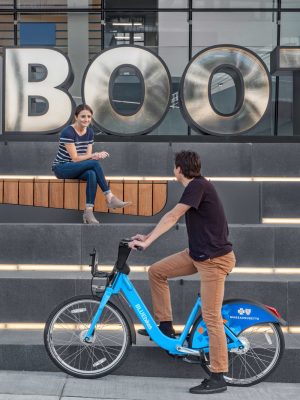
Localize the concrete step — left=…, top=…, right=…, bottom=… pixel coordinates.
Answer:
left=1, top=223, right=300, bottom=268
left=0, top=271, right=298, bottom=326
left=0, top=330, right=298, bottom=382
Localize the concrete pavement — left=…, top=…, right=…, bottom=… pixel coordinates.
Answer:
left=0, top=371, right=298, bottom=400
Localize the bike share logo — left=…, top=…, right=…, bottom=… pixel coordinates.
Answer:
left=238, top=307, right=252, bottom=316
left=229, top=306, right=259, bottom=321
left=135, top=304, right=152, bottom=330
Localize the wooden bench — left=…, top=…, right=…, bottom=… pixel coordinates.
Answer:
left=0, top=177, right=168, bottom=216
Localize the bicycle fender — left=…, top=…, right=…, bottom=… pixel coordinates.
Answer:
left=221, top=298, right=287, bottom=336
left=190, top=298, right=286, bottom=349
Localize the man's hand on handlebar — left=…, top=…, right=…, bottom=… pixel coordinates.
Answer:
left=131, top=234, right=147, bottom=242
left=128, top=235, right=149, bottom=251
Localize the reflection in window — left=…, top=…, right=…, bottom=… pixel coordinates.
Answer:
left=105, top=14, right=157, bottom=48
left=193, top=0, right=276, bottom=8
left=210, top=73, right=237, bottom=115
left=106, top=17, right=145, bottom=46
left=278, top=76, right=293, bottom=136
left=110, top=66, right=144, bottom=116
left=28, top=96, right=48, bottom=116
left=28, top=64, right=47, bottom=82
left=281, top=12, right=300, bottom=46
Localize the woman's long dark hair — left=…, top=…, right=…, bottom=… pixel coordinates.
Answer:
left=74, top=104, right=93, bottom=117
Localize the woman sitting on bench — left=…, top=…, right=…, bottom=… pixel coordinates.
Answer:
left=52, top=104, right=129, bottom=224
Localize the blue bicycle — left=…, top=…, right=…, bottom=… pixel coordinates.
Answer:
left=44, top=239, right=286, bottom=386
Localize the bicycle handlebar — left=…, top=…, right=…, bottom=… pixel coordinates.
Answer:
left=120, top=238, right=144, bottom=252
left=90, top=239, right=142, bottom=278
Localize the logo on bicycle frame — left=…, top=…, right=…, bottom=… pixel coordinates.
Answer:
left=135, top=303, right=152, bottom=330
left=238, top=307, right=252, bottom=316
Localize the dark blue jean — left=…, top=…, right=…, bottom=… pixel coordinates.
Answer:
left=52, top=160, right=110, bottom=207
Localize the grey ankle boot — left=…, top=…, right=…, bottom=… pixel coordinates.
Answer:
left=106, top=195, right=131, bottom=209
left=83, top=209, right=100, bottom=224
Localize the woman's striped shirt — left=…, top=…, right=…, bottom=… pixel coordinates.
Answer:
left=52, top=125, right=94, bottom=167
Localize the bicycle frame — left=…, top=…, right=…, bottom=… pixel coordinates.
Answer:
left=84, top=272, right=243, bottom=356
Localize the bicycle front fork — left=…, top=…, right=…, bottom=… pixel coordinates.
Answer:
left=84, top=288, right=113, bottom=342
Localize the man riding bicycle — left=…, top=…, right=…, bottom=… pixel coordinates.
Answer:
left=129, top=150, right=236, bottom=394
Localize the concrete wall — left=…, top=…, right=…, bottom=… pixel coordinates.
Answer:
left=3, top=141, right=300, bottom=176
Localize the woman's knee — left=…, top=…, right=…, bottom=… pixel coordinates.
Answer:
left=85, top=169, right=97, bottom=181
left=89, top=159, right=103, bottom=170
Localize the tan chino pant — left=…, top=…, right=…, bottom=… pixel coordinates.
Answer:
left=148, top=249, right=236, bottom=373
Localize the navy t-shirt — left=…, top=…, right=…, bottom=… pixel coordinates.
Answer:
left=52, top=125, right=94, bottom=167
left=179, top=176, right=232, bottom=261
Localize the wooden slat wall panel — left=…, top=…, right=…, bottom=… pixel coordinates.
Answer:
left=153, top=182, right=167, bottom=215
left=19, top=180, right=34, bottom=206
left=94, top=187, right=109, bottom=212
left=64, top=180, right=79, bottom=210
left=124, top=181, right=138, bottom=215
left=0, top=180, right=3, bottom=204
left=139, top=182, right=153, bottom=216
left=0, top=14, right=14, bottom=56
left=34, top=181, right=49, bottom=207
left=17, top=0, right=102, bottom=6
left=18, top=0, right=68, bottom=6
left=3, top=181, right=19, bottom=205
left=0, top=178, right=168, bottom=215
left=109, top=181, right=124, bottom=214
left=49, top=180, right=64, bottom=209
left=79, top=181, right=108, bottom=212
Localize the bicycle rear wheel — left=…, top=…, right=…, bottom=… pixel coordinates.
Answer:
left=225, top=322, right=284, bottom=386
left=44, top=295, right=131, bottom=378
left=199, top=322, right=284, bottom=386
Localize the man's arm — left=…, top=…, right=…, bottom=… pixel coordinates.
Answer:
left=129, top=203, right=190, bottom=250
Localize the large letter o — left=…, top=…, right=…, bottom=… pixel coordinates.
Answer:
left=83, top=46, right=171, bottom=135
left=179, top=45, right=271, bottom=135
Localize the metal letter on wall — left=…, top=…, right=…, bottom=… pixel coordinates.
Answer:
left=271, top=46, right=300, bottom=72
left=83, top=45, right=171, bottom=135
left=179, top=45, right=271, bottom=135
left=3, top=48, right=74, bottom=133
left=271, top=46, right=300, bottom=136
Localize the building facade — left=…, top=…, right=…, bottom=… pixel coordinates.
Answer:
left=1, top=1, right=300, bottom=139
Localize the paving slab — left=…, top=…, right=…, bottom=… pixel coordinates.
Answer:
left=0, top=396, right=58, bottom=400
left=0, top=372, right=299, bottom=400
left=0, top=371, right=66, bottom=396
left=63, top=376, right=299, bottom=400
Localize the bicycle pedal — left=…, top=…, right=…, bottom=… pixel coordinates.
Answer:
left=182, top=355, right=202, bottom=364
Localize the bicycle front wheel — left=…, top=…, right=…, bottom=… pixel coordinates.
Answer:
left=44, top=295, right=131, bottom=378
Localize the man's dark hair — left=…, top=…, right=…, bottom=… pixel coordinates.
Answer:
left=175, top=150, right=201, bottom=179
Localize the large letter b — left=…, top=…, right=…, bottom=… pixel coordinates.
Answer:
left=3, top=48, right=74, bottom=133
